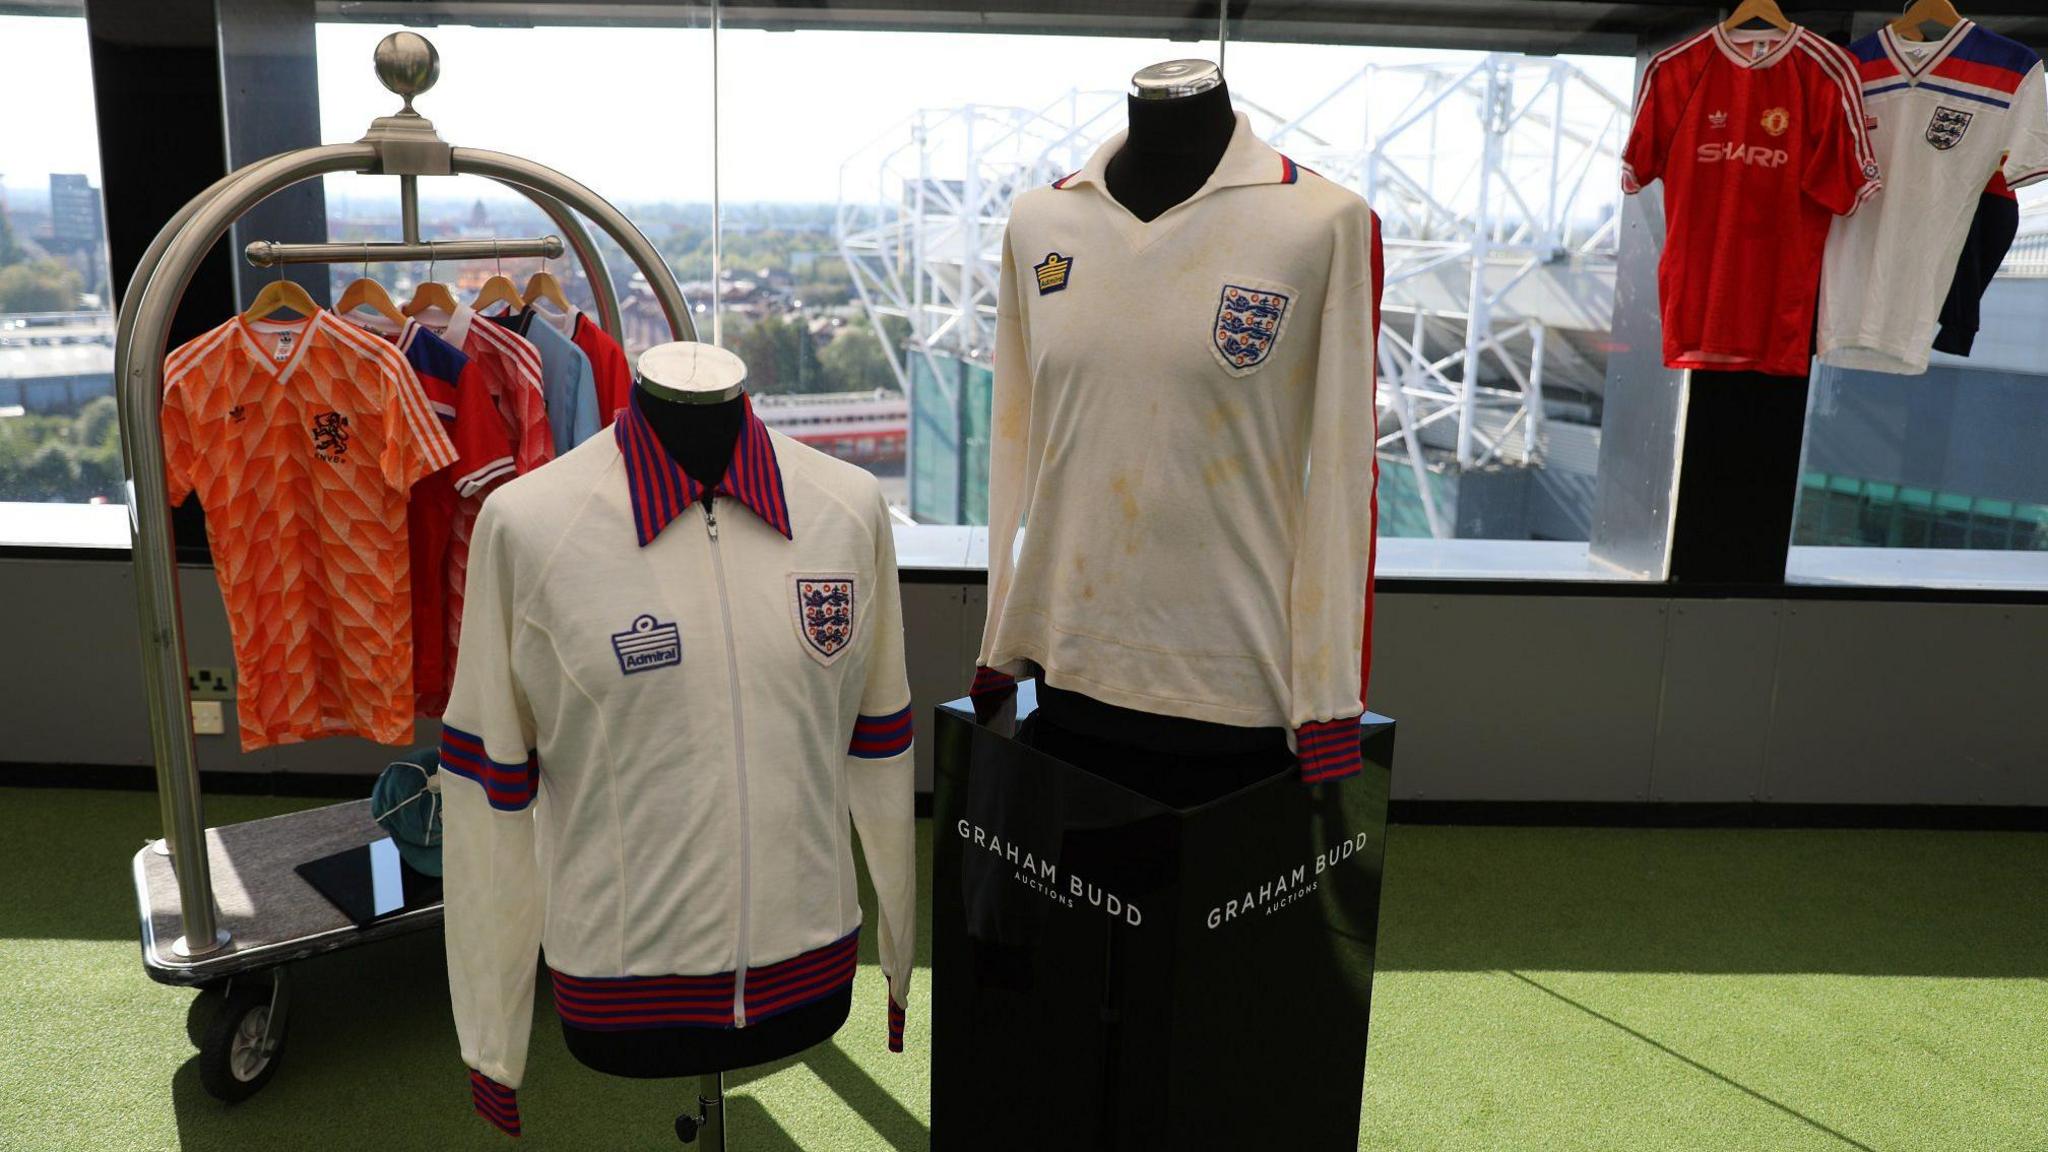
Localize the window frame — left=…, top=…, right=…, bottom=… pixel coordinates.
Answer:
left=12, top=0, right=2044, bottom=603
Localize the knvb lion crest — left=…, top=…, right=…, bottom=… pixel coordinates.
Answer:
left=1926, top=106, right=1972, bottom=151
left=792, top=575, right=857, bottom=665
left=1212, top=283, right=1291, bottom=374
left=311, top=410, right=351, bottom=462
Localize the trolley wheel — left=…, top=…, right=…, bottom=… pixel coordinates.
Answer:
left=196, top=974, right=289, bottom=1102
left=186, top=984, right=226, bottom=1047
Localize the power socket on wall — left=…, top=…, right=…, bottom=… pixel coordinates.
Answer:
left=188, top=667, right=236, bottom=699
left=191, top=700, right=226, bottom=736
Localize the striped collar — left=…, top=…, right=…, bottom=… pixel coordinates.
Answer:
left=614, top=388, right=792, bottom=545
left=1052, top=112, right=1302, bottom=194
left=1711, top=24, right=1802, bottom=70
left=1881, top=19, right=1973, bottom=80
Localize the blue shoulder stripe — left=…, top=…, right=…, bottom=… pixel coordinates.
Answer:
left=1947, top=27, right=2041, bottom=75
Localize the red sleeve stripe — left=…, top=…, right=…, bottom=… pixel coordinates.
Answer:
left=888, top=997, right=906, bottom=1053
left=1363, top=210, right=1383, bottom=709
left=468, top=1070, right=521, bottom=1137
left=850, top=705, right=914, bottom=759
left=2006, top=165, right=2048, bottom=190
left=970, top=666, right=1017, bottom=699
left=440, top=725, right=539, bottom=810
left=1297, top=718, right=1363, bottom=784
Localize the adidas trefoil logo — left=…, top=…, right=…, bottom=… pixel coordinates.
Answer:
left=1708, top=109, right=1729, bottom=130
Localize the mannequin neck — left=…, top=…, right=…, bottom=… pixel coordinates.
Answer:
left=633, top=383, right=745, bottom=493
left=1104, top=81, right=1237, bottom=222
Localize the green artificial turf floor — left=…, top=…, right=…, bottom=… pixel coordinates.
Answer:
left=1, top=786, right=2043, bottom=1150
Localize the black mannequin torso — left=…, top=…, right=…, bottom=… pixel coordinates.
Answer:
left=564, top=379, right=852, bottom=1080
left=1103, top=80, right=1236, bottom=223
left=635, top=381, right=745, bottom=492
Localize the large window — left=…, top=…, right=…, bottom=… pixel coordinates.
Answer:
left=312, top=19, right=715, bottom=360
left=0, top=12, right=118, bottom=510
left=23, top=2, right=2048, bottom=591
left=1788, top=184, right=2048, bottom=589
left=301, top=18, right=1653, bottom=573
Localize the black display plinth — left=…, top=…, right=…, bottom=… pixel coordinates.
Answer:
left=932, top=685, right=1394, bottom=1151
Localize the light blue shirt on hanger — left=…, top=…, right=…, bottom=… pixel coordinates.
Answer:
left=488, top=306, right=598, bottom=455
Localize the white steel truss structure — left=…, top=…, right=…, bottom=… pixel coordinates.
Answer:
left=836, top=55, right=1629, bottom=537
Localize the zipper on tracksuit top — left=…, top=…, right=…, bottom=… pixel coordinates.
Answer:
left=703, top=498, right=754, bottom=1027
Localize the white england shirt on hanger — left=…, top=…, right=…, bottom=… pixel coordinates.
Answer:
left=1819, top=20, right=2048, bottom=375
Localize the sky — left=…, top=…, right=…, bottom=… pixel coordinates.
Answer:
left=3, top=12, right=1636, bottom=209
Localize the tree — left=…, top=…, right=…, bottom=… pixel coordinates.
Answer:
left=0, top=400, right=127, bottom=502
left=817, top=320, right=903, bottom=395
left=729, top=317, right=782, bottom=393
left=0, top=260, right=83, bottom=313
left=0, top=203, right=19, bottom=266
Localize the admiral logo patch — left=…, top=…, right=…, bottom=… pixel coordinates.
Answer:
left=1034, top=252, right=1072, bottom=295
left=791, top=574, right=856, bottom=666
left=1926, top=106, right=1972, bottom=151
left=1760, top=107, right=1790, bottom=137
left=612, top=613, right=681, bottom=675
left=1212, top=283, right=1291, bottom=374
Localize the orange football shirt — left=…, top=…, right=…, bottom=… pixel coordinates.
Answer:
left=162, top=311, right=458, bottom=750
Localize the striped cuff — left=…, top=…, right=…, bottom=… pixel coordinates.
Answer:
left=469, top=1070, right=521, bottom=1137
left=1296, top=718, right=1363, bottom=784
left=440, top=726, right=539, bottom=810
left=888, top=997, right=906, bottom=1053
left=966, top=664, right=1015, bottom=709
left=970, top=666, right=1017, bottom=701
left=850, top=705, right=914, bottom=759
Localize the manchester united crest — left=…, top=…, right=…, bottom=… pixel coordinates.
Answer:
left=1760, top=106, right=1790, bottom=137
left=1926, top=106, right=1973, bottom=151
left=1212, top=283, right=1292, bottom=375
left=791, top=574, right=857, bottom=665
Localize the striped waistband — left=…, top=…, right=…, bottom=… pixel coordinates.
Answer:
left=549, top=929, right=860, bottom=1032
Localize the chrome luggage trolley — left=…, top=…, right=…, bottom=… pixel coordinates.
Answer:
left=117, top=34, right=723, bottom=1143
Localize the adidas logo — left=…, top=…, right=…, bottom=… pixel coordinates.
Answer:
left=1708, top=109, right=1729, bottom=129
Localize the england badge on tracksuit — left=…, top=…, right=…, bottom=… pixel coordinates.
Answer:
left=792, top=574, right=857, bottom=665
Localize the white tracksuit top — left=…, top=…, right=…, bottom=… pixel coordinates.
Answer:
left=439, top=393, right=915, bottom=1136
left=975, top=113, right=1383, bottom=782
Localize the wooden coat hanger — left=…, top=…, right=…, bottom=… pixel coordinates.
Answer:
left=241, top=274, right=319, bottom=324
left=471, top=240, right=526, bottom=316
left=335, top=248, right=404, bottom=325
left=1890, top=0, right=1963, bottom=41
left=403, top=252, right=458, bottom=319
left=1722, top=0, right=1792, bottom=33
left=522, top=258, right=571, bottom=313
